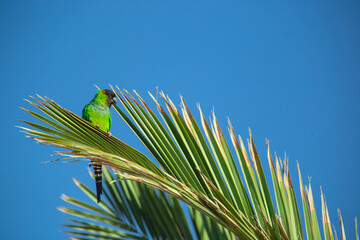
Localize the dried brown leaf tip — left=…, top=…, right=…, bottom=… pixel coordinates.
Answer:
left=114, top=86, right=126, bottom=103
left=228, top=118, right=240, bottom=148
left=24, top=98, right=42, bottom=109
left=35, top=95, right=51, bottom=105
left=181, top=96, right=193, bottom=119
left=321, top=187, right=333, bottom=236
left=267, top=139, right=275, bottom=170
left=198, top=104, right=211, bottom=136
left=134, top=90, right=152, bottom=112
left=123, top=90, right=139, bottom=106
left=283, top=159, right=293, bottom=189
left=297, top=162, right=305, bottom=199
left=125, top=90, right=141, bottom=107
left=288, top=172, right=294, bottom=189
left=168, top=96, right=181, bottom=116
left=275, top=153, right=283, bottom=183
left=148, top=92, right=165, bottom=113
left=238, top=135, right=251, bottom=169
left=118, top=88, right=132, bottom=104
left=248, top=128, right=260, bottom=164
left=159, top=91, right=174, bottom=114
left=211, top=111, right=224, bottom=144
left=182, top=109, right=193, bottom=133
left=307, top=183, right=315, bottom=212
left=247, top=135, right=258, bottom=172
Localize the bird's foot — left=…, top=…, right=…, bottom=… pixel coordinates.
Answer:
left=108, top=132, right=112, bottom=137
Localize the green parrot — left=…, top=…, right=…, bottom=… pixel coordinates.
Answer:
left=82, top=89, right=117, bottom=203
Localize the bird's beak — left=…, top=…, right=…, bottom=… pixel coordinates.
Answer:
left=112, top=97, right=117, bottom=105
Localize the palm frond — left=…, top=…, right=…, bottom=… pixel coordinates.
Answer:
left=60, top=167, right=195, bottom=239
left=20, top=89, right=358, bottom=240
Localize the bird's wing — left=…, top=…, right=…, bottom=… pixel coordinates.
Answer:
left=82, top=103, right=111, bottom=132
left=108, top=112, right=112, bottom=130
left=82, top=104, right=92, bottom=122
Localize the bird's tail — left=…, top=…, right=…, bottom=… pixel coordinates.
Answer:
left=93, top=163, right=103, bottom=203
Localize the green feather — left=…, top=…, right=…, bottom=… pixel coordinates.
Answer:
left=82, top=90, right=113, bottom=132
left=82, top=103, right=111, bottom=132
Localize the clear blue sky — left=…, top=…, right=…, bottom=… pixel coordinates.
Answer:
left=1, top=1, right=359, bottom=239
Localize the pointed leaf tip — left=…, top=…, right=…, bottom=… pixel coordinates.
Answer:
left=61, top=194, right=69, bottom=201
left=57, top=206, right=67, bottom=213
left=93, top=84, right=100, bottom=90
left=72, top=178, right=80, bottom=186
